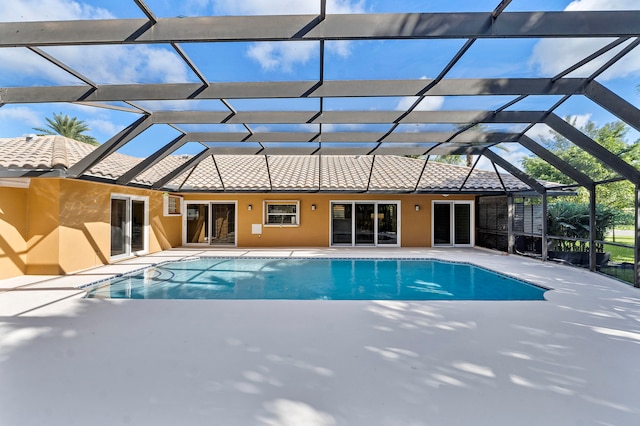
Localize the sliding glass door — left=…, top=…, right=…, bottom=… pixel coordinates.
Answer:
left=432, top=200, right=474, bottom=247
left=355, top=204, right=375, bottom=245
left=186, top=204, right=209, bottom=244
left=377, top=203, right=399, bottom=245
left=211, top=203, right=236, bottom=244
left=331, top=203, right=352, bottom=245
left=110, top=195, right=148, bottom=259
left=331, top=201, right=400, bottom=247
left=184, top=202, right=236, bottom=246
left=110, top=198, right=127, bottom=257
left=454, top=203, right=472, bottom=245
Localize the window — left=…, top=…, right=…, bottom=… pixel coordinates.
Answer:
left=164, top=194, right=182, bottom=216
left=264, top=201, right=299, bottom=226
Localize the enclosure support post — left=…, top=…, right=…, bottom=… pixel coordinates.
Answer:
left=635, top=185, right=640, bottom=288
left=507, top=194, right=514, bottom=254
left=542, top=191, right=548, bottom=262
left=589, top=184, right=597, bottom=272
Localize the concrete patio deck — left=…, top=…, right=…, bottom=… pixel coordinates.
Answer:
left=1, top=247, right=639, bottom=425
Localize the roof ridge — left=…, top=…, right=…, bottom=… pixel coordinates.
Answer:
left=51, top=135, right=69, bottom=169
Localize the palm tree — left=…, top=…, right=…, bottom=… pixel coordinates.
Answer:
left=33, top=113, right=99, bottom=146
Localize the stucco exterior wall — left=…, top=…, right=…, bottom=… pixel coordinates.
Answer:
left=0, top=175, right=476, bottom=280
left=54, top=179, right=182, bottom=274
left=0, top=186, right=28, bottom=279
left=25, top=179, right=61, bottom=275
left=0, top=178, right=183, bottom=279
left=183, top=193, right=476, bottom=247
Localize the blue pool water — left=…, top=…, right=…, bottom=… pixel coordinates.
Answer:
left=86, top=258, right=547, bottom=301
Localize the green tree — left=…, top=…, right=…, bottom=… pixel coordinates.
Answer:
left=546, top=201, right=617, bottom=252
left=521, top=119, right=640, bottom=211
left=33, top=112, right=100, bottom=146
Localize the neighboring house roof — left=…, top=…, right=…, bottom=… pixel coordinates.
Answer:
left=0, top=135, right=550, bottom=193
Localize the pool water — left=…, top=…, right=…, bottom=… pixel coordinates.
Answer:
left=86, top=258, right=547, bottom=301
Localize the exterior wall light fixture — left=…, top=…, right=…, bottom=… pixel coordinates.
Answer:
left=415, top=204, right=420, bottom=211
left=311, top=204, right=316, bottom=211
left=248, top=204, right=252, bottom=211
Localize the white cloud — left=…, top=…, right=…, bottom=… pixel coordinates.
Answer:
left=476, top=146, right=528, bottom=171
left=213, top=0, right=365, bottom=15
left=328, top=40, right=353, bottom=57
left=395, top=96, right=445, bottom=112
left=85, top=118, right=125, bottom=135
left=0, top=0, right=114, bottom=21
left=564, top=0, right=638, bottom=11
left=251, top=125, right=271, bottom=133
left=566, top=113, right=592, bottom=129
left=215, top=0, right=366, bottom=71
left=328, top=0, right=367, bottom=14
left=530, top=0, right=640, bottom=80
left=525, top=123, right=554, bottom=141
left=525, top=114, right=592, bottom=142
left=0, top=48, right=81, bottom=85
left=184, top=0, right=212, bottom=15
left=0, top=43, right=190, bottom=87
left=322, top=123, right=366, bottom=132
left=0, top=107, right=41, bottom=127
left=39, top=44, right=191, bottom=84
left=0, top=0, right=191, bottom=85
left=135, top=100, right=228, bottom=112
left=394, top=75, right=444, bottom=112
left=247, top=41, right=317, bottom=72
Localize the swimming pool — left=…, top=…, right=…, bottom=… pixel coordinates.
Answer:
left=85, top=257, right=547, bottom=301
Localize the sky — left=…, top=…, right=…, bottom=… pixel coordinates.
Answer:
left=1, top=0, right=639, bottom=172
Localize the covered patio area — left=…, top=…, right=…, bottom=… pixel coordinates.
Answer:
left=1, top=247, right=639, bottom=425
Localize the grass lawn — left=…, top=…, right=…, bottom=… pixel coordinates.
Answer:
left=602, top=235, right=634, bottom=263
left=601, top=234, right=635, bottom=284
left=600, top=264, right=635, bottom=284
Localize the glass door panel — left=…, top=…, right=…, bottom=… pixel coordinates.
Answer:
left=331, top=203, right=352, bottom=245
left=454, top=203, right=472, bottom=245
left=331, top=201, right=400, bottom=247
left=111, top=196, right=147, bottom=258
left=211, top=203, right=235, bottom=245
left=377, top=203, right=398, bottom=245
left=355, top=204, right=375, bottom=245
left=186, top=204, right=209, bottom=244
left=110, top=198, right=127, bottom=257
left=131, top=200, right=145, bottom=252
left=433, top=203, right=452, bottom=245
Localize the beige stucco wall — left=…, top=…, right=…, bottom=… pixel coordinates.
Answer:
left=0, top=185, right=28, bottom=278
left=0, top=178, right=183, bottom=279
left=0, top=176, right=476, bottom=280
left=54, top=179, right=183, bottom=274
left=25, top=179, right=62, bottom=274
left=184, top=193, right=476, bottom=247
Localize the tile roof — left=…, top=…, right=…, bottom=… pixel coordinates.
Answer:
left=0, top=136, right=54, bottom=169
left=269, top=156, right=319, bottom=190
left=0, top=135, right=542, bottom=193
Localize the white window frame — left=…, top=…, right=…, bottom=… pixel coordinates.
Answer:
left=163, top=193, right=183, bottom=216
left=263, top=200, right=300, bottom=227
left=110, top=193, right=149, bottom=260
left=431, top=200, right=474, bottom=247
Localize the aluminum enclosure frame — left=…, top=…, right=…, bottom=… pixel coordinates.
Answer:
left=1, top=1, right=640, bottom=285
